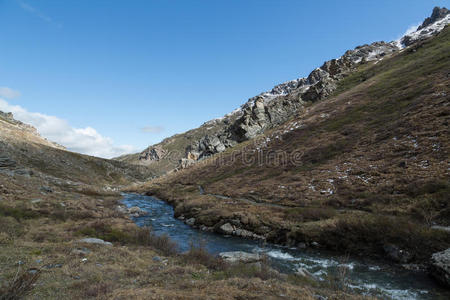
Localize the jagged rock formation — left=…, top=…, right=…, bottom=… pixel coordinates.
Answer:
left=138, top=146, right=167, bottom=162
left=400, top=7, right=450, bottom=47
left=184, top=7, right=448, bottom=163
left=116, top=7, right=449, bottom=173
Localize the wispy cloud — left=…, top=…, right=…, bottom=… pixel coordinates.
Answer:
left=141, top=126, right=164, bottom=134
left=0, top=98, right=136, bottom=158
left=0, top=87, right=21, bottom=99
left=17, top=0, right=62, bottom=28
left=396, top=23, right=420, bottom=41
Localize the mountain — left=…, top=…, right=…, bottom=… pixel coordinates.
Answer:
left=116, top=7, right=450, bottom=177
left=134, top=7, right=450, bottom=278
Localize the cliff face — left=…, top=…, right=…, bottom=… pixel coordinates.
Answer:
left=116, top=7, right=450, bottom=176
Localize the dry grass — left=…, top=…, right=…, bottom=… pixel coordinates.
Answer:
left=0, top=268, right=41, bottom=300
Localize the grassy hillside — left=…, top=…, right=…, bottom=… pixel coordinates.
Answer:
left=0, top=87, right=356, bottom=300
left=137, top=27, right=450, bottom=263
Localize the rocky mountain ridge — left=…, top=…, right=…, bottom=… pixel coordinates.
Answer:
left=116, top=7, right=449, bottom=174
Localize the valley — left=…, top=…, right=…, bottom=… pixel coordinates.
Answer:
left=0, top=5, right=449, bottom=300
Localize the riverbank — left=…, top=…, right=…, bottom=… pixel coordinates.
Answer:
left=128, top=180, right=450, bottom=283
left=121, top=192, right=450, bottom=299
left=0, top=177, right=366, bottom=299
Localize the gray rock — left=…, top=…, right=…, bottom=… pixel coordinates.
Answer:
left=14, top=169, right=33, bottom=176
left=383, top=244, right=412, bottom=263
left=71, top=248, right=91, bottom=256
left=219, top=251, right=261, bottom=263
left=116, top=205, right=128, bottom=214
left=430, top=248, right=450, bottom=287
left=128, top=206, right=147, bottom=217
left=139, top=146, right=167, bottom=162
left=180, top=158, right=195, bottom=169
left=152, top=256, right=162, bottom=262
left=295, top=267, right=317, bottom=280
left=0, top=157, right=16, bottom=169
left=418, top=7, right=449, bottom=30
left=40, top=186, right=53, bottom=193
left=219, top=223, right=234, bottom=235
left=78, top=238, right=112, bottom=246
left=186, top=218, right=196, bottom=226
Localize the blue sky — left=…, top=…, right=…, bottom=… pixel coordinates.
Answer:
left=0, top=0, right=448, bottom=157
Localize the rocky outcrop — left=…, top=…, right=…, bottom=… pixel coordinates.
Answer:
left=180, top=158, right=195, bottom=169
left=418, top=7, right=449, bottom=30
left=127, top=7, right=449, bottom=172
left=400, top=7, right=449, bottom=47
left=430, top=248, right=450, bottom=287
left=217, top=222, right=265, bottom=240
left=139, top=146, right=167, bottom=162
left=180, top=27, right=408, bottom=161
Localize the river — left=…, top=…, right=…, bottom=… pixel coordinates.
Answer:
left=121, top=193, right=449, bottom=299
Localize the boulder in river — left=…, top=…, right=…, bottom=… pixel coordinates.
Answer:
left=219, top=223, right=234, bottom=235
left=128, top=206, right=148, bottom=217
left=430, top=248, right=450, bottom=287
left=219, top=251, right=261, bottom=263
left=186, top=218, right=196, bottom=226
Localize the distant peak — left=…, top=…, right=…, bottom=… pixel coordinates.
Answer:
left=418, top=7, right=449, bottom=30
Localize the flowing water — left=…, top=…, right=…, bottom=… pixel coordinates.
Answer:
left=122, top=193, right=449, bottom=299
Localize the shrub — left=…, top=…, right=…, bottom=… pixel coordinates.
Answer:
left=77, top=222, right=178, bottom=256
left=0, top=269, right=41, bottom=300
left=286, top=207, right=336, bottom=222
left=0, top=205, right=39, bottom=221
left=182, top=241, right=225, bottom=270
left=316, top=214, right=450, bottom=261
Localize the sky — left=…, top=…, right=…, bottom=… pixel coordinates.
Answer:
left=0, top=0, right=448, bottom=158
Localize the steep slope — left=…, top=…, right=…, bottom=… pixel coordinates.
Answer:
left=137, top=25, right=450, bottom=267
left=117, top=7, right=449, bottom=177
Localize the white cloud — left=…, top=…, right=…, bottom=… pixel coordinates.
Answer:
left=0, top=98, right=136, bottom=158
left=17, top=0, right=62, bottom=28
left=141, top=126, right=164, bottom=134
left=403, top=23, right=420, bottom=36
left=396, top=23, right=420, bottom=41
left=0, top=87, right=21, bottom=99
